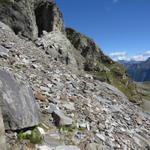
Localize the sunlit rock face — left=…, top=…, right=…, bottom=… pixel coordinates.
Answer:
left=0, top=0, right=64, bottom=39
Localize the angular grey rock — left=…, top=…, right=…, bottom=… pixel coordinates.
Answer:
left=0, top=45, right=9, bottom=58
left=48, top=103, right=58, bottom=114
left=0, top=70, right=40, bottom=130
left=96, top=133, right=105, bottom=142
left=0, top=107, right=6, bottom=150
left=52, top=110, right=73, bottom=126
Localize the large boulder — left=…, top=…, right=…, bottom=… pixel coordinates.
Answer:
left=0, top=69, right=40, bottom=130
left=0, top=0, right=64, bottom=39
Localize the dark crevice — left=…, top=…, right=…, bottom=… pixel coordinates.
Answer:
left=35, top=3, right=54, bottom=37
left=12, top=26, right=21, bottom=35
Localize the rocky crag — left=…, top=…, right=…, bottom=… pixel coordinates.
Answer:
left=0, top=0, right=64, bottom=39
left=0, top=0, right=149, bottom=150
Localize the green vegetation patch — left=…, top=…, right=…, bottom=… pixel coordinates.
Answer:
left=94, top=62, right=142, bottom=103
left=18, top=127, right=43, bottom=144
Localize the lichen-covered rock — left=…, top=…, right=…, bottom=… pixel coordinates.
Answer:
left=0, top=69, right=40, bottom=130
left=0, top=0, right=64, bottom=39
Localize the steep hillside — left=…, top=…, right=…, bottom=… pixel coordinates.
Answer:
left=0, top=0, right=149, bottom=150
left=122, top=58, right=150, bottom=82
left=0, top=21, right=149, bottom=150
left=0, top=0, right=142, bottom=103
left=66, top=28, right=141, bottom=103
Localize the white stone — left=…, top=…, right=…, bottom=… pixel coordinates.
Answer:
left=55, top=145, right=80, bottom=150
left=40, top=86, right=50, bottom=92
left=96, top=133, right=105, bottom=142
left=37, top=127, right=45, bottom=135
left=36, top=145, right=53, bottom=150
left=63, top=102, right=75, bottom=111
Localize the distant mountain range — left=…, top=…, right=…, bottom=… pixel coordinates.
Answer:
left=119, top=57, right=150, bottom=82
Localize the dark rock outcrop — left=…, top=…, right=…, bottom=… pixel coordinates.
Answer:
left=66, top=28, right=141, bottom=103
left=0, top=69, right=40, bottom=130
left=0, top=0, right=64, bottom=39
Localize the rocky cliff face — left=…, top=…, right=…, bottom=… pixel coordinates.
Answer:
left=66, top=28, right=113, bottom=72
left=0, top=0, right=64, bottom=39
left=0, top=1, right=149, bottom=150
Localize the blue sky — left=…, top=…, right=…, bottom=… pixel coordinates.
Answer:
left=55, top=0, right=150, bottom=61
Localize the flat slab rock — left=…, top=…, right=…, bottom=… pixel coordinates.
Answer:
left=37, top=145, right=80, bottom=150
left=0, top=45, right=9, bottom=58
left=0, top=70, right=40, bottom=130
left=55, top=146, right=80, bottom=150
left=52, top=110, right=73, bottom=126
